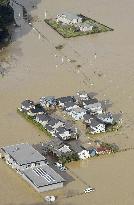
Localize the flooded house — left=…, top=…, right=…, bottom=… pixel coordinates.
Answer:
left=40, top=96, right=57, bottom=108
left=56, top=12, right=83, bottom=25
left=20, top=100, right=35, bottom=111
left=96, top=112, right=114, bottom=124
left=88, top=118, right=106, bottom=134
left=77, top=23, right=94, bottom=32
left=57, top=96, right=75, bottom=108
left=36, top=113, right=51, bottom=126
left=68, top=107, right=86, bottom=120
left=68, top=141, right=90, bottom=160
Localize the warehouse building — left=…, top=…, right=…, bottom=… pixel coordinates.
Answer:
left=1, top=143, right=47, bottom=171
left=22, top=164, right=65, bottom=192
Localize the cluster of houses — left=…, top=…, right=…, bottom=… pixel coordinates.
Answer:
left=56, top=12, right=94, bottom=32
left=0, top=91, right=119, bottom=193
left=19, top=91, right=117, bottom=136
left=19, top=99, right=78, bottom=141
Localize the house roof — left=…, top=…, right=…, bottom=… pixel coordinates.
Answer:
left=44, top=124, right=54, bottom=131
left=57, top=96, right=75, bottom=104
left=22, top=164, right=65, bottom=188
left=21, top=100, right=35, bottom=108
left=71, top=107, right=86, bottom=114
left=67, top=140, right=84, bottom=153
left=36, top=113, right=51, bottom=121
left=59, top=12, right=81, bottom=21
left=90, top=118, right=105, bottom=127
left=83, top=114, right=93, bottom=121
left=2, top=143, right=46, bottom=165
left=48, top=118, right=61, bottom=127
left=30, top=106, right=45, bottom=114
left=83, top=98, right=98, bottom=105
left=56, top=126, right=68, bottom=134
left=64, top=101, right=77, bottom=109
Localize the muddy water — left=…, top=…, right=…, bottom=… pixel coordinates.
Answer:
left=0, top=0, right=134, bottom=204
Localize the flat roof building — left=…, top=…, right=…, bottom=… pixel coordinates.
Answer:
left=22, top=164, right=65, bottom=192
left=1, top=143, right=47, bottom=170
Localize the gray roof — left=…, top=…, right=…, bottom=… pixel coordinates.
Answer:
left=36, top=113, right=51, bottom=121
left=57, top=96, right=74, bottom=104
left=83, top=98, right=98, bottom=105
left=2, top=144, right=46, bottom=165
left=48, top=118, right=61, bottom=126
left=90, top=118, right=105, bottom=127
left=22, top=164, right=65, bottom=188
left=83, top=114, right=93, bottom=121
left=60, top=12, right=81, bottom=21
left=56, top=127, right=68, bottom=134
left=21, top=100, right=34, bottom=108
left=67, top=140, right=84, bottom=153
left=64, top=101, right=77, bottom=109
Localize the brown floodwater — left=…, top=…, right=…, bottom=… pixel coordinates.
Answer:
left=0, top=0, right=134, bottom=204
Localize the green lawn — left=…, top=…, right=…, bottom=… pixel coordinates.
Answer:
left=45, top=17, right=113, bottom=38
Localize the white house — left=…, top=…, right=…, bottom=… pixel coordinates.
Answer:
left=56, top=12, right=83, bottom=25
left=77, top=23, right=93, bottom=32
left=21, top=100, right=35, bottom=111
left=89, top=119, right=105, bottom=134
left=76, top=91, right=89, bottom=101
left=68, top=107, right=86, bottom=120
left=84, top=102, right=103, bottom=115
left=68, top=141, right=90, bottom=160
left=78, top=150, right=90, bottom=160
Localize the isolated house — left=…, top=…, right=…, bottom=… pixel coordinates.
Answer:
left=56, top=12, right=83, bottom=25
left=21, top=100, right=35, bottom=111
left=89, top=119, right=105, bottom=134
left=1, top=143, right=47, bottom=171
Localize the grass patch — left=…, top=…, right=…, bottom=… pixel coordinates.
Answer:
left=45, top=17, right=113, bottom=38
left=17, top=109, right=52, bottom=138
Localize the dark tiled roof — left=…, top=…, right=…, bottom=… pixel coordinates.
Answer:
left=36, top=113, right=51, bottom=121
left=83, top=98, right=98, bottom=105
left=57, top=96, right=75, bottom=103
left=21, top=100, right=34, bottom=108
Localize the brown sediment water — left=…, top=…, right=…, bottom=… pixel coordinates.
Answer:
left=0, top=0, right=134, bottom=204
